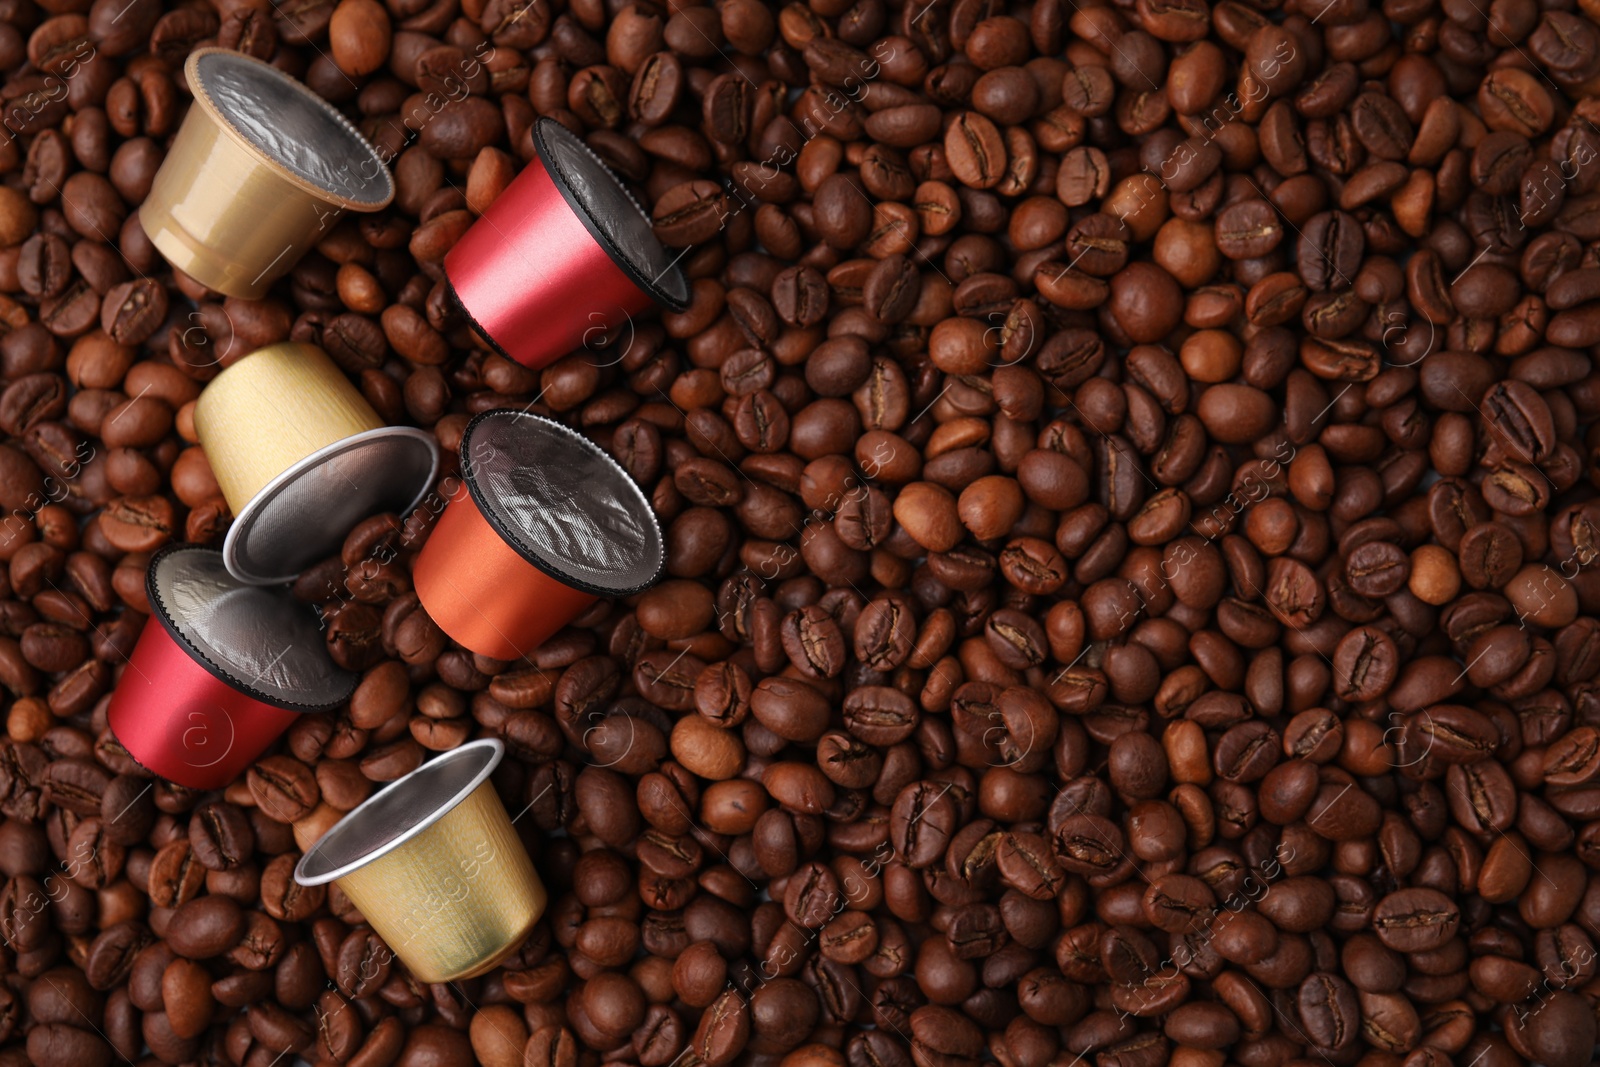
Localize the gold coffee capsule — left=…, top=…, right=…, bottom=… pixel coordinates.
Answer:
left=141, top=49, right=393, bottom=299
left=294, top=739, right=546, bottom=983
left=194, top=343, right=438, bottom=585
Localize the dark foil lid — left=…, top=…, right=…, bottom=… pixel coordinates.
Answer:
left=533, top=117, right=692, bottom=311
left=147, top=546, right=356, bottom=711
left=461, top=410, right=665, bottom=596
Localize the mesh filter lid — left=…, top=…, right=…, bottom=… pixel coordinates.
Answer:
left=194, top=50, right=393, bottom=207
left=462, top=411, right=664, bottom=596
left=533, top=118, right=692, bottom=311
left=148, top=546, right=356, bottom=711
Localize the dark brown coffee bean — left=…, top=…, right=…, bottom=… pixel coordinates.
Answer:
left=98, top=773, right=154, bottom=845
left=1215, top=200, right=1284, bottom=260
left=41, top=757, right=110, bottom=814
left=910, top=1005, right=983, bottom=1067
left=167, top=895, right=246, bottom=959
left=26, top=1023, right=112, bottom=1067
left=1298, top=211, right=1363, bottom=292
left=944, top=112, right=1007, bottom=189
left=1297, top=972, right=1359, bottom=1050
left=187, top=800, right=253, bottom=870
left=147, top=840, right=206, bottom=909
left=889, top=781, right=958, bottom=869
left=1371, top=889, right=1460, bottom=952
left=772, top=265, right=830, bottom=328
left=246, top=755, right=320, bottom=822
left=335, top=928, right=391, bottom=998
left=652, top=180, right=731, bottom=247
left=864, top=254, right=920, bottom=324
left=100, top=278, right=167, bottom=345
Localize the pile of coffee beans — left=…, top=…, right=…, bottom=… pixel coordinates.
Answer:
left=3, top=0, right=1600, bottom=1065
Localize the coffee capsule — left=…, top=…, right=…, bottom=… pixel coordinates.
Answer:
left=443, top=116, right=691, bottom=372
left=140, top=48, right=394, bottom=299
left=412, top=410, right=663, bottom=660
left=108, top=546, right=356, bottom=790
left=193, top=343, right=438, bottom=585
left=294, top=739, right=546, bottom=982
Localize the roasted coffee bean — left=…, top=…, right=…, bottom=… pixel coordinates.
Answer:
left=863, top=255, right=920, bottom=324
left=910, top=1006, right=983, bottom=1067
left=889, top=781, right=958, bottom=868
left=100, top=278, right=167, bottom=345
left=1297, top=972, right=1359, bottom=1050
left=188, top=800, right=253, bottom=870
left=3, top=7, right=1600, bottom=1067
left=99, top=774, right=154, bottom=845
left=167, top=896, right=246, bottom=959
left=1371, top=889, right=1460, bottom=952
left=246, top=756, right=319, bottom=822
left=147, top=840, right=207, bottom=909
left=945, top=112, right=1007, bottom=190
left=1297, top=211, right=1364, bottom=293
left=41, top=757, right=110, bottom=814
left=772, top=265, right=830, bottom=328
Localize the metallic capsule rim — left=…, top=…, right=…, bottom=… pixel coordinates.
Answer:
left=220, top=424, right=440, bottom=586
left=292, top=738, right=506, bottom=886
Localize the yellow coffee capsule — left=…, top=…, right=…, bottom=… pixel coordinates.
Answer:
left=294, top=740, right=547, bottom=983
left=193, top=343, right=437, bottom=585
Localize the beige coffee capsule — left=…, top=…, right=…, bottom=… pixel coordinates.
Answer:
left=293, top=740, right=546, bottom=983
left=140, top=48, right=393, bottom=299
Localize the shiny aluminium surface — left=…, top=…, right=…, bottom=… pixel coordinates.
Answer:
left=443, top=118, right=689, bottom=372
left=294, top=740, right=547, bottom=983
left=193, top=343, right=439, bottom=584
left=411, top=478, right=599, bottom=661
left=412, top=410, right=663, bottom=660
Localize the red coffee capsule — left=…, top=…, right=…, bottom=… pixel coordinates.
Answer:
left=108, top=546, right=356, bottom=789
left=444, top=117, right=691, bottom=373
left=413, top=410, right=665, bottom=660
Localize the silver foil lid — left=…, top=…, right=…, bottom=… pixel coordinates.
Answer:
left=225, top=426, right=439, bottom=586
left=148, top=546, right=356, bottom=711
left=195, top=50, right=393, bottom=206
left=533, top=118, right=692, bottom=311
left=461, top=411, right=664, bottom=596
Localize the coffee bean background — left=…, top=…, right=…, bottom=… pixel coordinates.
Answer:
left=3, top=0, right=1600, bottom=1066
